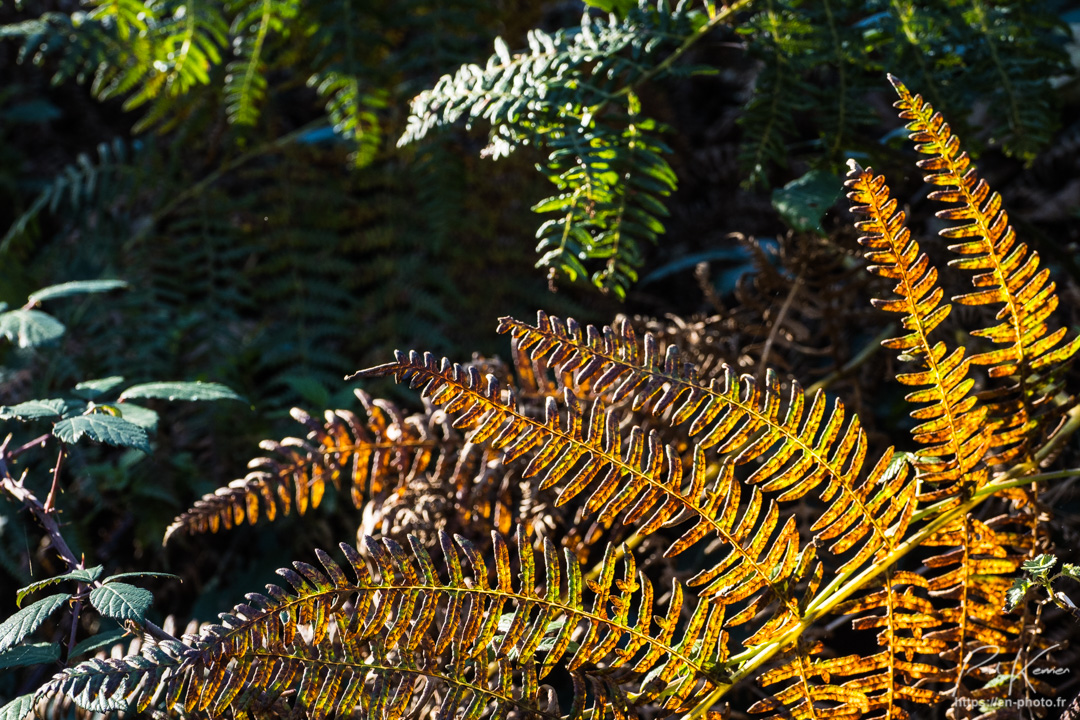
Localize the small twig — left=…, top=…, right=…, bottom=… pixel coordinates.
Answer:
left=757, top=272, right=802, bottom=384
left=11, top=433, right=51, bottom=459
left=43, top=444, right=66, bottom=513
left=804, top=322, right=897, bottom=396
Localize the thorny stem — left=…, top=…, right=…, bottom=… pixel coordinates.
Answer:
left=683, top=402, right=1080, bottom=720
left=43, top=444, right=65, bottom=513
left=0, top=436, right=180, bottom=645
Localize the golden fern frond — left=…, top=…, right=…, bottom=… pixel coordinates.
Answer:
left=921, top=514, right=1028, bottom=703
left=845, top=162, right=989, bottom=502
left=496, top=313, right=914, bottom=577
left=42, top=531, right=732, bottom=718
left=352, top=350, right=822, bottom=646
left=163, top=391, right=450, bottom=543
left=889, top=74, right=1080, bottom=462
left=824, top=570, right=946, bottom=719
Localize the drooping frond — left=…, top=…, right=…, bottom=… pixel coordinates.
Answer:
left=353, top=350, right=824, bottom=646
left=845, top=161, right=988, bottom=501
left=889, top=74, right=1080, bottom=462
left=497, top=313, right=917, bottom=575
left=40, top=531, right=732, bottom=718
left=163, top=391, right=452, bottom=543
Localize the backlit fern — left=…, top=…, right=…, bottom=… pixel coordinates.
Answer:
left=6, top=75, right=1077, bottom=720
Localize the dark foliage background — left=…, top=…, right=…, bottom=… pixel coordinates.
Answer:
left=1, top=0, right=1079, bottom=715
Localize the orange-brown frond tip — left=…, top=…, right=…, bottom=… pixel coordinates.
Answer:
left=846, top=158, right=863, bottom=174
left=887, top=73, right=904, bottom=90
left=345, top=362, right=396, bottom=381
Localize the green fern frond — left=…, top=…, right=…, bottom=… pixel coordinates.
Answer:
left=400, top=1, right=731, bottom=297
left=2, top=139, right=140, bottom=252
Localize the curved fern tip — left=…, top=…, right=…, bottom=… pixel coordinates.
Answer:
left=886, top=73, right=904, bottom=90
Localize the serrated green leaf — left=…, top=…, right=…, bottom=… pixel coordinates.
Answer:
left=1062, top=564, right=1080, bottom=580
left=0, top=641, right=61, bottom=669
left=0, top=310, right=65, bottom=348
left=1022, top=554, right=1057, bottom=577
left=1004, top=578, right=1031, bottom=611
left=116, top=403, right=159, bottom=430
left=71, top=377, right=126, bottom=401
left=69, top=625, right=129, bottom=659
left=0, top=399, right=67, bottom=421
left=0, top=693, right=36, bottom=720
left=118, top=381, right=244, bottom=403
left=53, top=415, right=151, bottom=453
left=16, top=566, right=102, bottom=607
left=27, top=280, right=128, bottom=305
left=88, top=583, right=152, bottom=623
left=771, top=169, right=843, bottom=235
left=0, top=594, right=70, bottom=651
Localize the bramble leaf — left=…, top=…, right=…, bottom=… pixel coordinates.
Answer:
left=0, top=594, right=70, bottom=651
left=88, top=583, right=153, bottom=623
left=16, top=566, right=103, bottom=606
left=0, top=309, right=65, bottom=348
left=118, top=381, right=244, bottom=403
left=53, top=415, right=151, bottom=453
left=27, top=279, right=128, bottom=305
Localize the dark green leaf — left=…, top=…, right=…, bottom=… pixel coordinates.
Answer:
left=69, top=625, right=129, bottom=659
left=0, top=641, right=61, bottom=669
left=0, top=310, right=65, bottom=348
left=0, top=399, right=67, bottom=421
left=771, top=170, right=843, bottom=235
left=88, top=583, right=152, bottom=623
left=118, top=381, right=244, bottom=403
left=16, top=566, right=102, bottom=607
left=53, top=415, right=151, bottom=453
left=27, top=280, right=128, bottom=305
left=71, top=377, right=126, bottom=401
left=0, top=594, right=70, bottom=651
left=117, top=403, right=159, bottom=430
left=0, top=693, right=35, bottom=720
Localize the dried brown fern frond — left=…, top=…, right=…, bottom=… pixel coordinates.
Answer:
left=889, top=74, right=1080, bottom=464
left=163, top=390, right=455, bottom=543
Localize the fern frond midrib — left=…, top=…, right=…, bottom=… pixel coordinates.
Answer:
left=206, top=577, right=727, bottom=690
left=893, top=80, right=1036, bottom=426
left=501, top=318, right=895, bottom=552
left=244, top=649, right=563, bottom=720
left=853, top=166, right=975, bottom=475
left=365, top=356, right=804, bottom=618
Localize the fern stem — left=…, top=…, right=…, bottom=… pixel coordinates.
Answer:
left=614, top=0, right=754, bottom=99
left=153, top=120, right=324, bottom=221
left=802, top=322, right=895, bottom=396
left=685, top=401, right=1080, bottom=718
